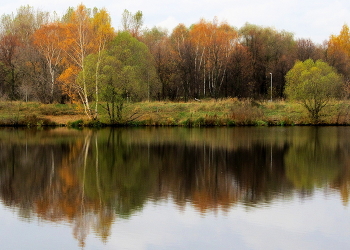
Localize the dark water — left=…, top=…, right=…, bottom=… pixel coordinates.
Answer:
left=0, top=127, right=349, bottom=249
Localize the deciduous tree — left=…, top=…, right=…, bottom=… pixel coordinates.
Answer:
left=202, top=19, right=237, bottom=99
left=58, top=5, right=94, bottom=117
left=82, top=31, right=159, bottom=123
left=0, top=5, right=50, bottom=101
left=90, top=8, right=115, bottom=118
left=327, top=24, right=350, bottom=81
left=142, top=27, right=175, bottom=100
left=285, top=59, right=343, bottom=122
left=170, top=24, right=192, bottom=101
left=33, top=23, right=64, bottom=102
left=58, top=5, right=114, bottom=119
left=0, top=34, right=21, bottom=100
left=121, top=10, right=143, bottom=38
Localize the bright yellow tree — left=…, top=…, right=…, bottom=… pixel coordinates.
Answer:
left=327, top=24, right=350, bottom=80
left=90, top=8, right=115, bottom=119
left=58, top=5, right=114, bottom=119
left=58, top=4, right=93, bottom=117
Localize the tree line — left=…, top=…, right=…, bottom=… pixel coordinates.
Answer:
left=1, top=4, right=350, bottom=119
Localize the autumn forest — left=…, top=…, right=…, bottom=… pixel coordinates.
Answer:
left=1, top=4, right=350, bottom=120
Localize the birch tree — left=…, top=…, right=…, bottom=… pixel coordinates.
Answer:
left=90, top=8, right=114, bottom=119
left=58, top=5, right=114, bottom=119
left=33, top=23, right=64, bottom=102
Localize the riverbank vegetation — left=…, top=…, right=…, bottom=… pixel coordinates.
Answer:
left=2, top=4, right=350, bottom=126
left=1, top=99, right=350, bottom=127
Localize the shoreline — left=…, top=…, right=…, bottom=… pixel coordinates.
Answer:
left=1, top=99, right=350, bottom=128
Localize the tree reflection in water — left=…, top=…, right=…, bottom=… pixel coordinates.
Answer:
left=0, top=127, right=349, bottom=246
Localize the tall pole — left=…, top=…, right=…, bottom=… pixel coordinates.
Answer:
left=147, top=71, right=150, bottom=102
left=270, top=72, right=272, bottom=102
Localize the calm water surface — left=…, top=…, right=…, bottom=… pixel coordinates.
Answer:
left=0, top=127, right=349, bottom=249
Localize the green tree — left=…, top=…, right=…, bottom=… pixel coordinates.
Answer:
left=82, top=31, right=159, bottom=123
left=108, top=32, right=160, bottom=101
left=285, top=59, right=343, bottom=122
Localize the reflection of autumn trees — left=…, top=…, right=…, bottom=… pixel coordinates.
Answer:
left=148, top=143, right=293, bottom=211
left=328, top=128, right=350, bottom=205
left=149, top=144, right=242, bottom=212
left=81, top=129, right=161, bottom=217
left=332, top=153, right=350, bottom=206
left=0, top=143, right=58, bottom=215
left=36, top=131, right=116, bottom=247
left=81, top=129, right=293, bottom=214
left=283, top=127, right=350, bottom=203
left=0, top=129, right=116, bottom=247
left=284, top=128, right=341, bottom=190
left=1, top=127, right=350, bottom=246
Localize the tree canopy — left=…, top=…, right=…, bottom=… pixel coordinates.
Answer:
left=285, top=59, right=343, bottom=122
left=81, top=31, right=159, bottom=123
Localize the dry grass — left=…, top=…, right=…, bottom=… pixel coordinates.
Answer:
left=44, top=115, right=86, bottom=125
left=1, top=99, right=350, bottom=126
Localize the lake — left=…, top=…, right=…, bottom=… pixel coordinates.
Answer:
left=0, top=127, right=349, bottom=249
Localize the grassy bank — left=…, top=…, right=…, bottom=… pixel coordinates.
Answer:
left=1, top=99, right=350, bottom=127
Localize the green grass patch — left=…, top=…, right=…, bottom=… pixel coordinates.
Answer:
left=1, top=99, right=350, bottom=126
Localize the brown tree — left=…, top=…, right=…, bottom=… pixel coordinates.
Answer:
left=142, top=27, right=176, bottom=100
left=0, top=34, right=21, bottom=100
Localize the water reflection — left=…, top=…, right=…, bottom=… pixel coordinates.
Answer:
left=0, top=127, right=349, bottom=247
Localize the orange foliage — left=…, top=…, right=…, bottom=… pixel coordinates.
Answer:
left=327, top=24, right=350, bottom=78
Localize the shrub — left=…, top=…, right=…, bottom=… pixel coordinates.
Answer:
left=230, top=101, right=264, bottom=125
left=68, top=119, right=84, bottom=128
left=182, top=118, right=193, bottom=127
left=86, top=120, right=105, bottom=128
